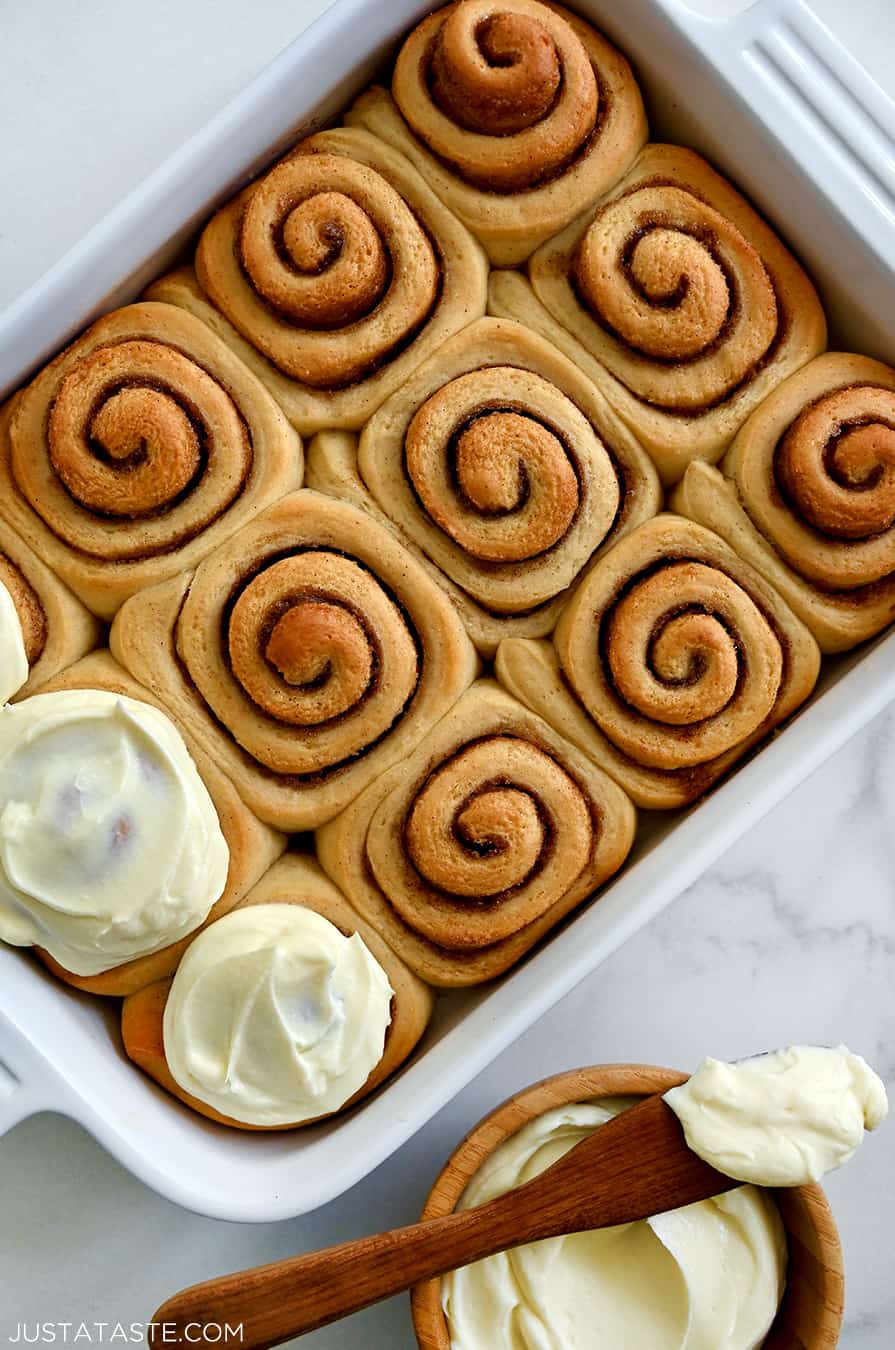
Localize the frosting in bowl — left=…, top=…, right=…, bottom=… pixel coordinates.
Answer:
left=0, top=579, right=29, bottom=704
left=442, top=1099, right=786, bottom=1350
left=0, top=689, right=228, bottom=974
left=163, top=902, right=394, bottom=1126
left=665, top=1045, right=888, bottom=1186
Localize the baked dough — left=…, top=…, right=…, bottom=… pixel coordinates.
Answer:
left=152, top=126, right=489, bottom=432
left=347, top=0, right=647, bottom=265
left=490, top=145, right=826, bottom=483
left=307, top=317, right=661, bottom=655
left=1, top=304, right=301, bottom=619
left=316, top=680, right=635, bottom=984
left=110, top=490, right=479, bottom=831
left=672, top=353, right=895, bottom=651
left=496, top=515, right=821, bottom=808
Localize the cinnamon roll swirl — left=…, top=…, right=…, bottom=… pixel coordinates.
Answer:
left=306, top=317, right=661, bottom=655
left=489, top=145, right=826, bottom=483
left=152, top=127, right=488, bottom=433
left=1, top=304, right=301, bottom=619
left=121, top=854, right=433, bottom=1130
left=316, top=680, right=636, bottom=985
left=0, top=450, right=100, bottom=699
left=495, top=515, right=821, bottom=808
left=672, top=354, right=895, bottom=652
left=110, top=490, right=478, bottom=832
left=346, top=0, right=647, bottom=265
left=22, top=651, right=284, bottom=998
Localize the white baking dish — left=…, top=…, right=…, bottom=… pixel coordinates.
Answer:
left=1, top=0, right=894, bottom=1223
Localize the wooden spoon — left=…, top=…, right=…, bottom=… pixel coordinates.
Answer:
left=150, top=1094, right=737, bottom=1348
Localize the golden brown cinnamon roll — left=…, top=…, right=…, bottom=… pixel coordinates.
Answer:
left=489, top=145, right=826, bottom=483
left=347, top=0, right=646, bottom=265
left=672, top=354, right=895, bottom=652
left=0, top=457, right=100, bottom=699
left=496, top=515, right=821, bottom=808
left=122, top=854, right=433, bottom=1130
left=19, top=651, right=284, bottom=998
left=151, top=127, right=488, bottom=433
left=110, top=490, right=478, bottom=831
left=0, top=304, right=301, bottom=620
left=305, top=317, right=661, bottom=655
left=316, top=680, right=636, bottom=986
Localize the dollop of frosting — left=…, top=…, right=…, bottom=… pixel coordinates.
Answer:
left=0, top=689, right=228, bottom=975
left=0, top=579, right=29, bottom=704
left=443, top=1100, right=786, bottom=1350
left=665, top=1046, right=888, bottom=1187
left=163, top=903, right=393, bottom=1126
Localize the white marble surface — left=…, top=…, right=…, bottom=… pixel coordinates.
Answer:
left=1, top=0, right=894, bottom=1346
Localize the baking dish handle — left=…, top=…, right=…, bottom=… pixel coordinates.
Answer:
left=655, top=0, right=895, bottom=260
left=0, top=1011, right=62, bottom=1137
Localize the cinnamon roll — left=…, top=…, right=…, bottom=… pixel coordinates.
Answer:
left=489, top=145, right=826, bottom=483
left=0, top=453, right=100, bottom=700
left=1, top=304, right=301, bottom=620
left=151, top=127, right=488, bottom=433
left=6, top=651, right=284, bottom=997
left=672, top=354, right=895, bottom=652
left=121, top=854, right=433, bottom=1130
left=346, top=0, right=647, bottom=265
left=110, top=490, right=479, bottom=831
left=495, top=515, right=821, bottom=808
left=307, top=318, right=661, bottom=656
left=316, top=680, right=636, bottom=986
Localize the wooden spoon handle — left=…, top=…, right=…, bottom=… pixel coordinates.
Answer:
left=150, top=1200, right=523, bottom=1349
left=151, top=1097, right=733, bottom=1347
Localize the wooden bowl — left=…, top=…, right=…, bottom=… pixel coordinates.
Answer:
left=412, top=1064, right=844, bottom=1350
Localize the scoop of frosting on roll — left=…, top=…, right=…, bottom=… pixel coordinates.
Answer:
left=0, top=689, right=228, bottom=975
left=443, top=1100, right=787, bottom=1350
left=666, top=1045, right=888, bottom=1186
left=163, top=903, right=393, bottom=1126
left=0, top=580, right=29, bottom=704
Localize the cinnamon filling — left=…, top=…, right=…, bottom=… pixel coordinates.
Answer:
left=429, top=11, right=562, bottom=135
left=567, top=180, right=784, bottom=413
left=405, top=386, right=585, bottom=567
left=21, top=339, right=253, bottom=562
left=396, top=0, right=606, bottom=193
left=233, top=152, right=441, bottom=388
left=775, top=386, right=895, bottom=541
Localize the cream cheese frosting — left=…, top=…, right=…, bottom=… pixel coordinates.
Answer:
left=0, top=689, right=228, bottom=975
left=0, top=579, right=29, bottom=705
left=443, top=1099, right=786, bottom=1350
left=163, top=903, right=394, bottom=1126
left=665, top=1045, right=888, bottom=1186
